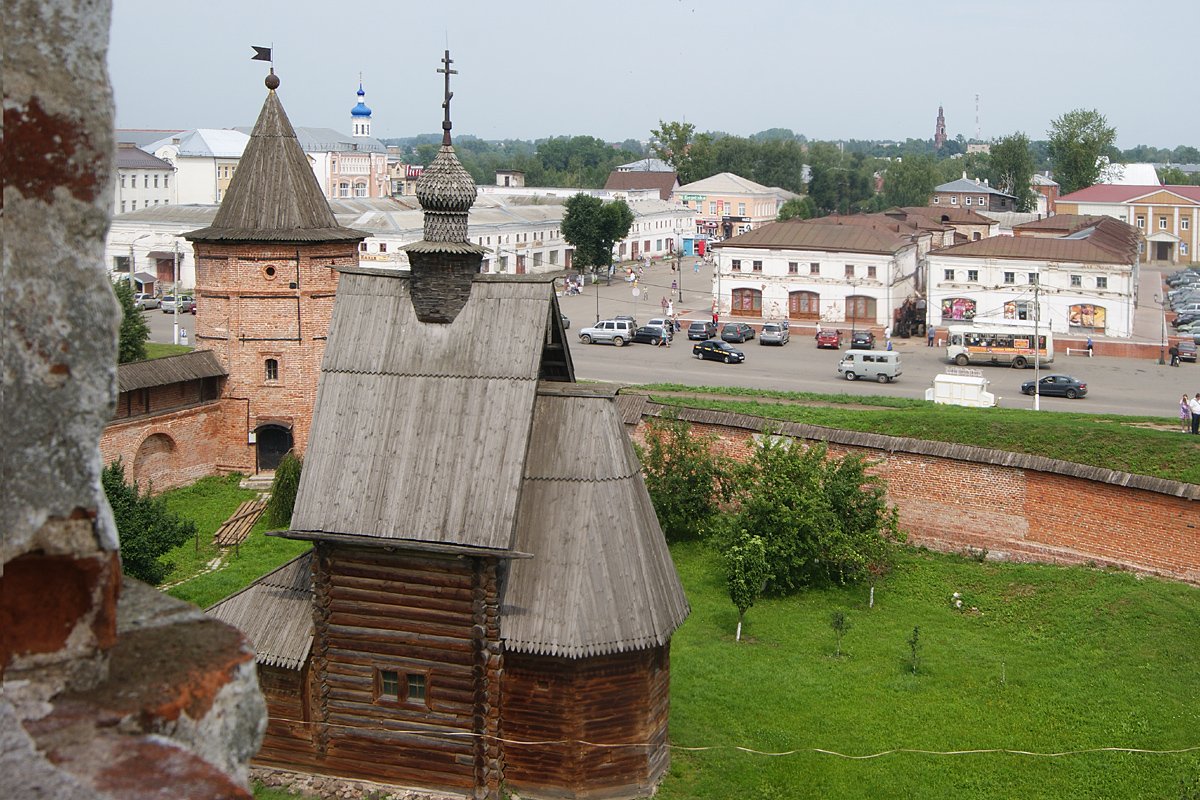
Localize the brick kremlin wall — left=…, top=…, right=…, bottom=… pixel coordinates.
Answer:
left=99, top=399, right=254, bottom=491
left=630, top=403, right=1200, bottom=584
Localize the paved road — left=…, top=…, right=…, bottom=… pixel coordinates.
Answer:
left=558, top=273, right=1199, bottom=419
left=140, top=272, right=1198, bottom=419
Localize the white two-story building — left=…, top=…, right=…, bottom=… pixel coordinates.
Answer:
left=712, top=217, right=922, bottom=327
left=925, top=216, right=1142, bottom=337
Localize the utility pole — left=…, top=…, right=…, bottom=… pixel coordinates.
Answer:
left=172, top=240, right=181, bottom=345
left=1033, top=278, right=1041, bottom=412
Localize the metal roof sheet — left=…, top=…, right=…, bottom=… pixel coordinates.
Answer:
left=501, top=391, right=690, bottom=658
left=146, top=129, right=250, bottom=159
left=205, top=552, right=313, bottom=669
left=713, top=218, right=913, bottom=255
left=117, top=350, right=226, bottom=393
left=935, top=178, right=1017, bottom=197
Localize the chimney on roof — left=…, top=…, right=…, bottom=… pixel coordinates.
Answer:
left=962, top=171, right=967, bottom=180
left=984, top=178, right=989, bottom=187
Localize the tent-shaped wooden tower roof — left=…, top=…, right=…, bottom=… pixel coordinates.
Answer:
left=187, top=71, right=364, bottom=244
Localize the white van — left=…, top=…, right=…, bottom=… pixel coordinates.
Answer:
left=838, top=350, right=902, bottom=383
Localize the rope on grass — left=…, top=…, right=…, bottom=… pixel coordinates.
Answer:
left=270, top=716, right=1200, bottom=758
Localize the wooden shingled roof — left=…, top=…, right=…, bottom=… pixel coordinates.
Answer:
left=206, top=552, right=313, bottom=669
left=289, top=268, right=573, bottom=551
left=186, top=78, right=365, bottom=244
left=117, top=349, right=225, bottom=393
left=502, top=386, right=690, bottom=658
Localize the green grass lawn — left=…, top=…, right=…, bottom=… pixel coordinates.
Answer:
left=661, top=541, right=1200, bottom=799
left=143, top=342, right=193, bottom=359
left=156, top=474, right=309, bottom=609
left=639, top=384, right=1200, bottom=485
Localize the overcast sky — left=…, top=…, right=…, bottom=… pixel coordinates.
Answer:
left=109, top=0, right=1198, bottom=150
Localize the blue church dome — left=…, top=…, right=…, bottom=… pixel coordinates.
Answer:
left=351, top=83, right=372, bottom=117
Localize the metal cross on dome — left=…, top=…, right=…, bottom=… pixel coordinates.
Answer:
left=437, top=50, right=457, bottom=144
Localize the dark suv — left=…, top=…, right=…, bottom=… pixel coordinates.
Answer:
left=721, top=322, right=755, bottom=343
left=688, top=321, right=717, bottom=340
left=849, top=330, right=876, bottom=350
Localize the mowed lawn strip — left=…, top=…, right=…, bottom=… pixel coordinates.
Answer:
left=156, top=474, right=311, bottom=609
left=660, top=542, right=1200, bottom=799
left=638, top=385, right=1200, bottom=485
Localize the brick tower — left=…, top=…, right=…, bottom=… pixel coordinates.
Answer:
left=934, top=104, right=948, bottom=150
left=186, top=69, right=365, bottom=472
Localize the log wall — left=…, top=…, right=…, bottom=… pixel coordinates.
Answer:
left=303, top=543, right=503, bottom=795
left=255, top=664, right=314, bottom=766
left=502, top=646, right=671, bottom=800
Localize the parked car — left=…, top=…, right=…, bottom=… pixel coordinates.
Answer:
left=579, top=318, right=636, bottom=346
left=161, top=295, right=195, bottom=313
left=849, top=330, right=876, bottom=350
left=647, top=317, right=674, bottom=340
left=560, top=313, right=570, bottom=329
left=815, top=329, right=841, bottom=349
left=615, top=314, right=637, bottom=328
left=687, top=320, right=717, bottom=340
left=759, top=322, right=790, bottom=346
left=692, top=340, right=745, bottom=363
left=720, top=322, right=755, bottom=343
left=134, top=293, right=160, bottom=310
left=631, top=325, right=669, bottom=345
left=1178, top=341, right=1198, bottom=363
left=1020, top=374, right=1088, bottom=399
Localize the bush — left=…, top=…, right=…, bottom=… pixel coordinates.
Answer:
left=635, top=416, right=729, bottom=542
left=724, top=532, right=768, bottom=641
left=727, top=438, right=902, bottom=594
left=264, top=451, right=302, bottom=528
left=101, top=459, right=196, bottom=584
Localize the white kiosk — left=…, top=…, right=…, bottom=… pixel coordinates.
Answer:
left=925, top=367, right=997, bottom=407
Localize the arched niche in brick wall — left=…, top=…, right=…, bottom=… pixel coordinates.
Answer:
left=133, top=432, right=176, bottom=488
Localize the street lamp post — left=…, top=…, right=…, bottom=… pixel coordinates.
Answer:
left=1155, top=294, right=1166, bottom=365
left=172, top=240, right=181, bottom=345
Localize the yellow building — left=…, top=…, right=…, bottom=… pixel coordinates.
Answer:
left=1056, top=184, right=1200, bottom=264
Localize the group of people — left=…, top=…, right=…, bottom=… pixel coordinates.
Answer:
left=1182, top=394, right=1200, bottom=434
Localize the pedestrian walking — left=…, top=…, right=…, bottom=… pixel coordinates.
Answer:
left=1181, top=395, right=1193, bottom=433
left=660, top=296, right=668, bottom=314
left=1086, top=335, right=1094, bottom=357
left=1169, top=344, right=1180, bottom=367
left=927, top=327, right=935, bottom=347
left=1191, top=393, right=1200, bottom=435
left=712, top=311, right=719, bottom=327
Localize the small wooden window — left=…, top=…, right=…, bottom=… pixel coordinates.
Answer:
left=265, top=358, right=279, bottom=381
left=407, top=674, right=427, bottom=703
left=380, top=670, right=400, bottom=698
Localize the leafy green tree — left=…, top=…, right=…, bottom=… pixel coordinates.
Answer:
left=987, top=133, right=1038, bottom=211
left=112, top=277, right=149, bottom=364
left=1047, top=109, right=1118, bottom=194
left=1159, top=166, right=1189, bottom=186
left=1172, top=145, right=1200, bottom=164
left=561, top=194, right=634, bottom=280
left=778, top=197, right=817, bottom=221
left=649, top=120, right=715, bottom=184
left=724, top=533, right=769, bottom=642
left=101, top=459, right=196, bottom=585
left=882, top=155, right=938, bottom=207
left=634, top=416, right=729, bottom=542
left=727, top=439, right=901, bottom=594
left=264, top=451, right=303, bottom=528
left=830, top=611, right=851, bottom=657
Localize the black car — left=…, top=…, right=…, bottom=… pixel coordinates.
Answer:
left=631, top=325, right=669, bottom=345
left=1021, top=374, right=1088, bottom=399
left=693, top=340, right=745, bottom=363
left=688, top=320, right=717, bottom=340
left=849, top=330, right=876, bottom=350
left=720, top=322, right=755, bottom=343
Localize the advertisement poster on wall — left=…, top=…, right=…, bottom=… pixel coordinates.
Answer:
left=941, top=297, right=976, bottom=321
left=1069, top=304, right=1106, bottom=330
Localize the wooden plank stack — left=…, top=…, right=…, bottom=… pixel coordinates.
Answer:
left=214, top=496, right=268, bottom=547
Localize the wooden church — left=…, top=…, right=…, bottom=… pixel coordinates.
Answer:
left=210, top=54, right=690, bottom=800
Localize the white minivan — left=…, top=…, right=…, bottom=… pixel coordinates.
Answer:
left=838, top=350, right=902, bottom=383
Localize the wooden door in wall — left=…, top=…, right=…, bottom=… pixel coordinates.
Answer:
left=257, top=424, right=293, bottom=472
